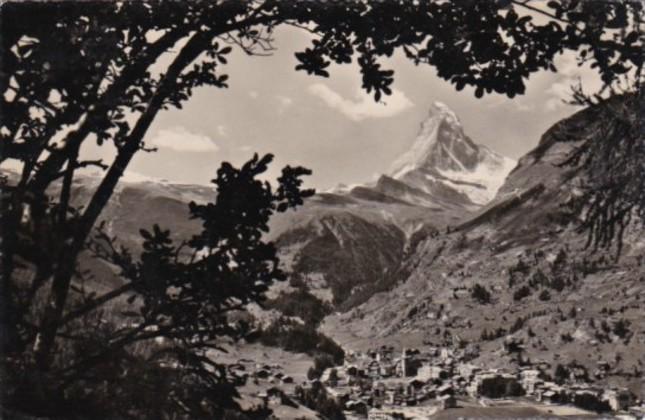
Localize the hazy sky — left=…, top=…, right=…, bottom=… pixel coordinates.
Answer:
left=85, top=25, right=601, bottom=191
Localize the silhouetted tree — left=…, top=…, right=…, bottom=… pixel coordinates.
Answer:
left=471, top=283, right=492, bottom=304
left=539, top=289, right=552, bottom=301
left=554, top=363, right=570, bottom=384
left=562, top=90, right=644, bottom=257
left=513, top=285, right=532, bottom=301
left=3, top=153, right=314, bottom=418
left=613, top=318, right=631, bottom=338
left=1, top=0, right=643, bottom=416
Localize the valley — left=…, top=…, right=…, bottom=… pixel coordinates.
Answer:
left=28, top=98, right=644, bottom=419
left=5, top=4, right=643, bottom=419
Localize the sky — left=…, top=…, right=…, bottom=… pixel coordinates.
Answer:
left=82, top=24, right=601, bottom=192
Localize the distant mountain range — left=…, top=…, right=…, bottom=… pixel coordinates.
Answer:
left=10, top=96, right=642, bottom=395
left=20, top=102, right=516, bottom=306
left=269, top=102, right=515, bottom=307
left=388, top=101, right=516, bottom=206
left=319, top=96, right=644, bottom=397
left=329, top=101, right=516, bottom=209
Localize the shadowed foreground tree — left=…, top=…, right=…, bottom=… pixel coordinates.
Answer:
left=562, top=89, right=644, bottom=258
left=4, top=153, right=313, bottom=417
left=0, top=0, right=643, bottom=417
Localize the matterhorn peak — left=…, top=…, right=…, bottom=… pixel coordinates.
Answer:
left=429, top=101, right=460, bottom=124
left=389, top=101, right=471, bottom=178
left=387, top=102, right=516, bottom=205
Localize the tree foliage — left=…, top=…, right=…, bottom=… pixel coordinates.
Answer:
left=295, top=382, right=346, bottom=420
left=3, top=154, right=313, bottom=417
left=258, top=317, right=345, bottom=364
left=264, top=286, right=332, bottom=326
left=0, top=0, right=643, bottom=416
left=563, top=90, right=644, bottom=257
left=471, top=283, right=492, bottom=304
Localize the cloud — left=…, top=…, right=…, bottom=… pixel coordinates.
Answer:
left=150, top=126, right=219, bottom=152
left=515, top=102, right=534, bottom=112
left=544, top=95, right=567, bottom=112
left=308, top=83, right=413, bottom=121
left=485, top=94, right=534, bottom=112
left=216, top=125, right=229, bottom=137
left=544, top=53, right=602, bottom=112
left=276, top=95, right=294, bottom=113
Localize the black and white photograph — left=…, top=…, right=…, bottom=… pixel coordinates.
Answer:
left=1, top=1, right=644, bottom=418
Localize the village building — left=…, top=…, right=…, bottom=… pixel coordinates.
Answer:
left=417, top=364, right=449, bottom=381
left=602, top=389, right=635, bottom=412
left=320, top=344, right=636, bottom=418
left=380, top=363, right=396, bottom=378
left=597, top=360, right=611, bottom=372
left=259, top=387, right=293, bottom=407
left=469, top=372, right=523, bottom=398
left=568, top=365, right=590, bottom=383
left=438, top=394, right=457, bottom=409
left=572, top=388, right=608, bottom=411
left=346, top=399, right=368, bottom=414
left=345, top=364, right=360, bottom=377
left=440, top=348, right=454, bottom=360
left=437, top=383, right=454, bottom=397
left=535, top=381, right=567, bottom=404
left=537, top=389, right=562, bottom=404
left=367, top=410, right=406, bottom=420
left=415, top=364, right=432, bottom=381
left=457, top=363, right=480, bottom=379
left=396, top=348, right=411, bottom=377
left=519, top=369, right=542, bottom=395
left=281, top=375, right=294, bottom=384
left=367, top=360, right=381, bottom=379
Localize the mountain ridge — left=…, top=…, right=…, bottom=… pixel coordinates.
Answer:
left=266, top=102, right=517, bottom=306
left=320, top=95, right=645, bottom=397
left=10, top=102, right=517, bottom=309
left=388, top=101, right=516, bottom=205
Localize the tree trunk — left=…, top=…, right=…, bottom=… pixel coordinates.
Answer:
left=28, top=29, right=188, bottom=197
left=33, top=32, right=213, bottom=370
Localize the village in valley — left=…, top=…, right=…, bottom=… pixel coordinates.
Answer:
left=233, top=339, right=645, bottom=419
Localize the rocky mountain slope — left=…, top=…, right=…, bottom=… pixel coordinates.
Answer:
left=320, top=97, right=645, bottom=396
left=7, top=102, right=512, bottom=309
left=10, top=95, right=642, bottom=397
left=56, top=175, right=214, bottom=294
left=268, top=102, right=515, bottom=307
left=388, top=101, right=516, bottom=206
left=19, top=102, right=514, bottom=309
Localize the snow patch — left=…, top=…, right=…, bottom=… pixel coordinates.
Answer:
left=322, top=101, right=516, bottom=207
left=389, top=118, right=441, bottom=178
left=438, top=154, right=516, bottom=204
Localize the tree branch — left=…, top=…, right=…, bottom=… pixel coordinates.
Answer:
left=31, top=30, right=212, bottom=369
left=28, top=28, right=189, bottom=196
left=510, top=0, right=574, bottom=27
left=59, top=282, right=135, bottom=327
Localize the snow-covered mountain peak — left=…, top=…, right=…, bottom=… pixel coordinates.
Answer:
left=387, top=102, right=516, bottom=205
left=429, top=101, right=460, bottom=124
left=389, top=102, right=475, bottom=178
left=315, top=103, right=515, bottom=209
